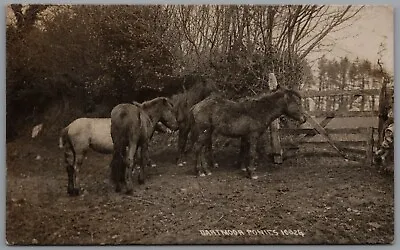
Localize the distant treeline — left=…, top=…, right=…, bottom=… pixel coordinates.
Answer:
left=303, top=56, right=392, bottom=112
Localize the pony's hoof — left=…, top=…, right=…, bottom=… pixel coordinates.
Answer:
left=199, top=173, right=206, bottom=177
left=68, top=188, right=80, bottom=196
left=151, top=163, right=157, bottom=168
left=213, top=163, right=219, bottom=168
left=206, top=171, right=212, bottom=176
left=67, top=188, right=74, bottom=196
left=178, top=163, right=184, bottom=167
left=240, top=167, right=247, bottom=172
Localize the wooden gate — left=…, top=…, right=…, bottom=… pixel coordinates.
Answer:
left=268, top=76, right=384, bottom=164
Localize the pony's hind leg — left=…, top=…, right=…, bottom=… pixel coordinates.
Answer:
left=64, top=147, right=75, bottom=195
left=194, top=130, right=210, bottom=176
left=71, top=153, right=85, bottom=196
left=138, top=143, right=149, bottom=184
left=125, top=142, right=138, bottom=195
left=137, top=145, right=155, bottom=169
left=66, top=164, right=75, bottom=195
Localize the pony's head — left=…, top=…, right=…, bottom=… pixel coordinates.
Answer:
left=157, top=97, right=179, bottom=131
left=275, top=85, right=307, bottom=124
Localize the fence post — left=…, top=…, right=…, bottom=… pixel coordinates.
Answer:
left=378, top=78, right=388, bottom=145
left=365, top=127, right=374, bottom=166
left=268, top=73, right=283, bottom=164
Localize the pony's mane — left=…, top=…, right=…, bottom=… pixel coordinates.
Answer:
left=243, top=87, right=301, bottom=105
left=189, top=79, right=207, bottom=92
left=171, top=92, right=185, bottom=104
left=170, top=78, right=215, bottom=107
left=267, top=87, right=301, bottom=99
left=253, top=91, right=283, bottom=104
left=141, top=97, right=167, bottom=109
left=283, top=88, right=302, bottom=99
left=242, top=90, right=280, bottom=102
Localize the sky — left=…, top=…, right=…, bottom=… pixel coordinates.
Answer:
left=307, top=5, right=394, bottom=74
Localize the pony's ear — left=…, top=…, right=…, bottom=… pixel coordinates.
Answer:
left=162, top=97, right=174, bottom=107
left=132, top=101, right=141, bottom=107
left=168, top=98, right=175, bottom=108
left=276, top=84, right=281, bottom=89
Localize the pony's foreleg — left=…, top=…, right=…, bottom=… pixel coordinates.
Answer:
left=135, top=149, right=142, bottom=167
left=194, top=130, right=211, bottom=177
left=177, top=123, right=189, bottom=167
left=193, top=140, right=205, bottom=177
left=239, top=137, right=250, bottom=172
left=185, top=120, right=199, bottom=155
left=125, top=142, right=137, bottom=195
left=204, top=131, right=217, bottom=174
left=246, top=134, right=259, bottom=180
left=138, top=143, right=149, bottom=184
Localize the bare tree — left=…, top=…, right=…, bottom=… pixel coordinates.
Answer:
left=167, top=5, right=363, bottom=87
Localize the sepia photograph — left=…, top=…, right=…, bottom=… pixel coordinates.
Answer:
left=5, top=4, right=394, bottom=245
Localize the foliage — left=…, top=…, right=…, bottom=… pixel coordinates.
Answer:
left=6, top=4, right=363, bottom=139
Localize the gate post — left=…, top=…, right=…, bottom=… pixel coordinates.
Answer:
left=366, top=127, right=375, bottom=166
left=268, top=73, right=283, bottom=164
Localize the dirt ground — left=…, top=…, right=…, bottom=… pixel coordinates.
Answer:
left=6, top=132, right=394, bottom=245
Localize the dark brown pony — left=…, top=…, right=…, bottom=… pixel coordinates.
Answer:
left=170, top=77, right=217, bottom=166
left=110, top=97, right=178, bottom=194
left=189, top=85, right=307, bottom=179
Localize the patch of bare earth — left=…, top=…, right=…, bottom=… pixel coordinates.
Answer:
left=6, top=133, right=394, bottom=245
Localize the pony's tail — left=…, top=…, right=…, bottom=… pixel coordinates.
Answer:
left=110, top=151, right=125, bottom=184
left=110, top=139, right=128, bottom=185
left=59, top=126, right=76, bottom=168
left=59, top=127, right=69, bottom=149
left=110, top=111, right=130, bottom=185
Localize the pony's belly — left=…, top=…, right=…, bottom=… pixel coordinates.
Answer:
left=214, top=123, right=251, bottom=137
left=217, top=130, right=243, bottom=138
left=216, top=127, right=250, bottom=137
left=90, top=136, right=114, bottom=154
left=91, top=144, right=114, bottom=154
left=214, top=117, right=261, bottom=137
